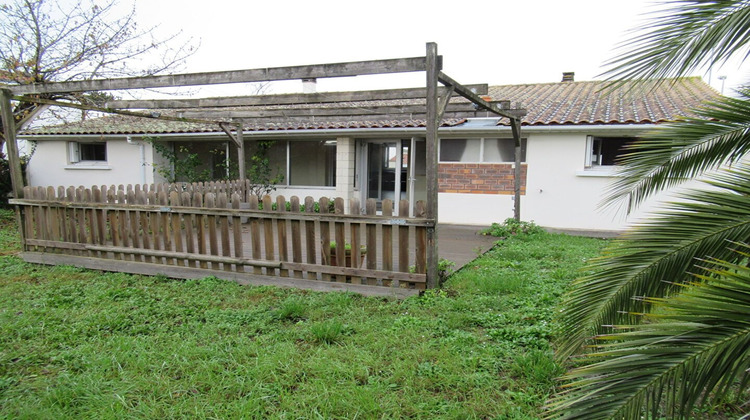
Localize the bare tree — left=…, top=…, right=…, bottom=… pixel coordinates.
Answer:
left=0, top=0, right=197, bottom=144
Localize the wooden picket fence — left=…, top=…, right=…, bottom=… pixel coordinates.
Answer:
left=10, top=182, right=431, bottom=297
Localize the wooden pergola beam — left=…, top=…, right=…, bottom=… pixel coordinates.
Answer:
left=179, top=103, right=485, bottom=119
left=105, top=85, right=489, bottom=109
left=8, top=57, right=435, bottom=95
left=438, top=72, right=526, bottom=120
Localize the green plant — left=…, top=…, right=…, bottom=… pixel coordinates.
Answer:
left=550, top=2, right=750, bottom=418
left=148, top=138, right=228, bottom=183
left=246, top=140, right=284, bottom=199
left=438, top=258, right=455, bottom=283
left=310, top=320, right=346, bottom=344
left=329, top=241, right=367, bottom=254
left=481, top=218, right=544, bottom=238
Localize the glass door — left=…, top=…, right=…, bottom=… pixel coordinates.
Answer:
left=364, top=141, right=410, bottom=211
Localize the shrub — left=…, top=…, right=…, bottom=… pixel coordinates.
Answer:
left=480, top=218, right=544, bottom=238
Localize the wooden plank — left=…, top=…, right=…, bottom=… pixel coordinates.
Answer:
left=137, top=190, right=155, bottom=264
left=304, top=196, right=317, bottom=280
left=12, top=56, right=430, bottom=94
left=86, top=188, right=100, bottom=258
left=365, top=199, right=378, bottom=286
left=398, top=199, right=410, bottom=287
left=56, top=186, right=68, bottom=246
left=0, top=89, right=24, bottom=199
left=249, top=195, right=262, bottom=275
left=415, top=201, right=427, bottom=280
left=105, top=84, right=488, bottom=109
left=46, top=186, right=60, bottom=245
left=349, top=198, right=362, bottom=285
left=66, top=186, right=77, bottom=247
left=425, top=42, right=440, bottom=290
left=93, top=186, right=106, bottom=256
left=276, top=196, right=289, bottom=277
left=175, top=110, right=485, bottom=124
left=148, top=191, right=163, bottom=264
left=171, top=191, right=186, bottom=267
left=282, top=261, right=426, bottom=284
left=319, top=197, right=331, bottom=282
left=158, top=191, right=173, bottom=265
left=218, top=193, right=231, bottom=271
left=382, top=199, right=393, bottom=278
left=21, top=252, right=420, bottom=299
left=80, top=245, right=280, bottom=268
left=76, top=188, right=89, bottom=257
left=9, top=199, right=435, bottom=227
left=180, top=102, right=484, bottom=119
left=231, top=193, right=244, bottom=273
left=117, top=189, right=130, bottom=260
left=182, top=192, right=196, bottom=268
left=437, top=71, right=527, bottom=120
left=262, top=195, right=276, bottom=276
left=128, top=189, right=142, bottom=262
left=194, top=192, right=207, bottom=269
left=334, top=198, right=346, bottom=283
left=206, top=193, right=219, bottom=270
left=290, top=196, right=302, bottom=279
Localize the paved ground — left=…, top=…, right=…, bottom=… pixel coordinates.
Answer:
left=437, top=224, right=499, bottom=270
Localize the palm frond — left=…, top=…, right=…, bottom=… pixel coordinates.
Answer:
left=604, top=90, right=750, bottom=213
left=603, top=0, right=750, bottom=82
left=557, top=163, right=750, bottom=359
left=548, top=247, right=750, bottom=419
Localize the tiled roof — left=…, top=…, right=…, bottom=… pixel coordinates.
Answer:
left=491, top=77, right=718, bottom=125
left=22, top=77, right=718, bottom=136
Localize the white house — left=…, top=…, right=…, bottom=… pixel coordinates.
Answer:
left=19, top=75, right=718, bottom=233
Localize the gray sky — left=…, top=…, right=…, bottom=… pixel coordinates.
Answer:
left=133, top=0, right=747, bottom=96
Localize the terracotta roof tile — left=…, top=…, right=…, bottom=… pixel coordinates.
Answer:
left=22, top=77, right=718, bottom=136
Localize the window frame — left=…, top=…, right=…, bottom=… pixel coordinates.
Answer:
left=438, top=137, right=527, bottom=163
left=67, top=141, right=107, bottom=164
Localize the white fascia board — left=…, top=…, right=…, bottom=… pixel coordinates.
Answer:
left=19, top=123, right=655, bottom=142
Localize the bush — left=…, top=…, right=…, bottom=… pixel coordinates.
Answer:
left=480, top=218, right=544, bottom=238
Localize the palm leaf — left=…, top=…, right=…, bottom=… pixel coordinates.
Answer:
left=547, top=247, right=750, bottom=419
left=604, top=90, right=750, bottom=213
left=556, top=163, right=750, bottom=359
left=603, top=0, right=750, bottom=82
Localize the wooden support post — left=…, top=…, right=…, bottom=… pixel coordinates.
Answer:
left=511, top=117, right=522, bottom=222
left=236, top=121, right=245, bottom=182
left=425, top=42, right=440, bottom=289
left=0, top=89, right=24, bottom=199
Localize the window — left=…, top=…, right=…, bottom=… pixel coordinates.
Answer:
left=439, top=138, right=526, bottom=163
left=585, top=136, right=636, bottom=167
left=68, top=141, right=106, bottom=163
left=289, top=140, right=336, bottom=186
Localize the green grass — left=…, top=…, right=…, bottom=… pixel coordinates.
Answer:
left=0, top=209, right=607, bottom=419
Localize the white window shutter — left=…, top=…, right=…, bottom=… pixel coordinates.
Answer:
left=584, top=135, right=593, bottom=167
left=68, top=142, right=80, bottom=163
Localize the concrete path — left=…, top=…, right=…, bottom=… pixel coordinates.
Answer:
left=437, top=224, right=499, bottom=270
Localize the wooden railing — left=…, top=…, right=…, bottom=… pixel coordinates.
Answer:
left=11, top=184, right=432, bottom=297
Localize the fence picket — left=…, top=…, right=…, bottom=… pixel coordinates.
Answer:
left=290, top=196, right=302, bottom=279
left=304, top=196, right=317, bottom=280
left=170, top=191, right=185, bottom=267
left=365, top=199, right=377, bottom=286
left=334, top=198, right=346, bottom=283
left=218, top=193, right=231, bottom=271
left=262, top=195, right=276, bottom=276
left=398, top=200, right=410, bottom=288
left=231, top=193, right=244, bottom=273
left=249, top=195, right=262, bottom=275
left=349, top=198, right=362, bottom=284
left=182, top=192, right=196, bottom=268
left=276, top=196, right=289, bottom=277
left=193, top=192, right=207, bottom=269
left=382, top=199, right=393, bottom=281
left=319, top=197, right=331, bottom=282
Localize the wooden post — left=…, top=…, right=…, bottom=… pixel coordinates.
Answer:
left=425, top=42, right=440, bottom=289
left=236, top=120, right=245, bottom=181
left=511, top=117, right=522, bottom=222
left=0, top=89, right=24, bottom=199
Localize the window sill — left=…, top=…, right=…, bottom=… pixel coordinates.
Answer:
left=64, top=163, right=111, bottom=170
left=576, top=167, right=621, bottom=177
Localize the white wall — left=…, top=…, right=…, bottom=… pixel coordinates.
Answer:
left=439, top=131, right=668, bottom=232
left=28, top=139, right=155, bottom=188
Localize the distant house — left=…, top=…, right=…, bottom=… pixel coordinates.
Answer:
left=19, top=75, right=717, bottom=232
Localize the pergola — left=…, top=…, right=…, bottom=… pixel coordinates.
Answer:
left=1, top=42, right=524, bottom=288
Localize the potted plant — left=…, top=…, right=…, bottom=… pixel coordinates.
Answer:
left=326, top=241, right=367, bottom=267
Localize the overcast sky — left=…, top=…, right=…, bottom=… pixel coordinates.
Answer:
left=131, top=0, right=747, bottom=96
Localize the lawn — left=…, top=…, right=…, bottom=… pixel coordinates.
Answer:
left=0, top=209, right=607, bottom=419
